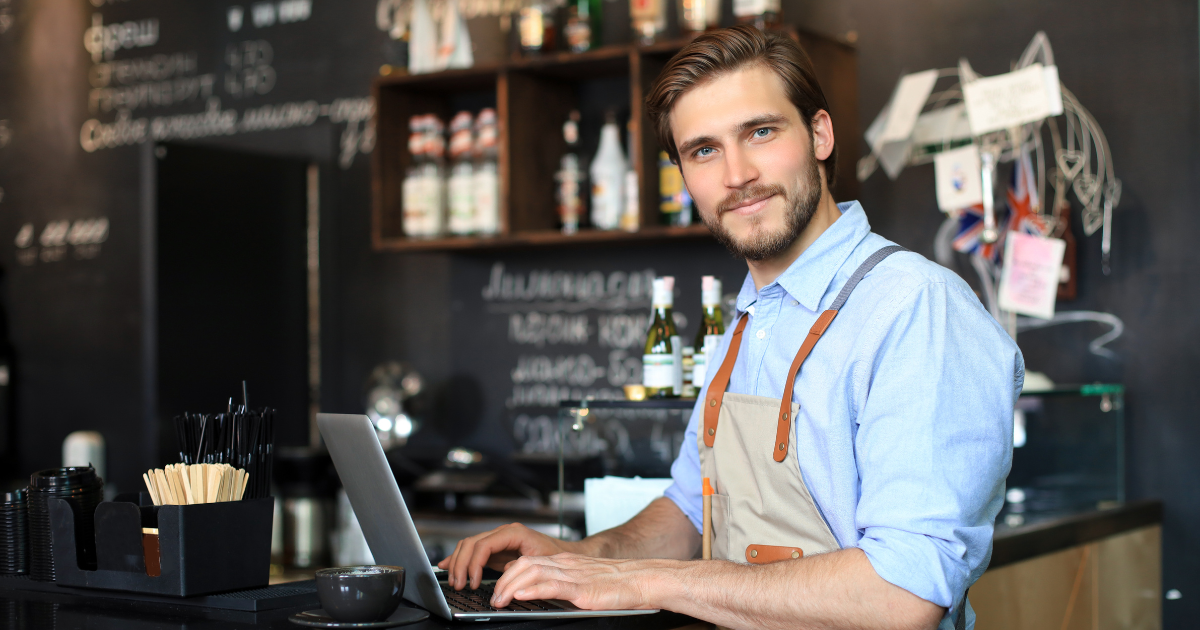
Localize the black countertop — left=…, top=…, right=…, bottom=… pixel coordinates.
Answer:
left=0, top=501, right=1163, bottom=629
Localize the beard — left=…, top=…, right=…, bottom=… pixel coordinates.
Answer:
left=701, top=147, right=823, bottom=262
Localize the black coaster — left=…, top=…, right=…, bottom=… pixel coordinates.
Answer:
left=288, top=607, right=430, bottom=628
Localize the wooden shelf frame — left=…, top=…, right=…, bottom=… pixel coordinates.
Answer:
left=371, top=32, right=857, bottom=253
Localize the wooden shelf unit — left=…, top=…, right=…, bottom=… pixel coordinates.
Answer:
left=371, top=31, right=858, bottom=253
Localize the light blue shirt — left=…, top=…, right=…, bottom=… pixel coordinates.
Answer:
left=664, top=201, right=1023, bottom=630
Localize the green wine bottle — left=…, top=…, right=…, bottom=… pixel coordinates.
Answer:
left=691, top=276, right=723, bottom=390
left=643, top=276, right=681, bottom=398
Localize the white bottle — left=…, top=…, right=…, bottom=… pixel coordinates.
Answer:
left=408, top=0, right=438, bottom=74
left=421, top=115, right=446, bottom=237
left=620, top=169, right=639, bottom=232
left=662, top=275, right=683, bottom=395
left=473, top=108, right=501, bottom=235
left=402, top=115, right=427, bottom=238
left=447, top=111, right=476, bottom=235
left=590, top=113, right=626, bottom=230
left=692, top=276, right=722, bottom=387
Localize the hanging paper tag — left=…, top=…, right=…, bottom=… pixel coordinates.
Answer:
left=933, top=144, right=983, bottom=212
left=879, top=70, right=940, bottom=143
left=998, top=232, right=1067, bottom=319
left=962, top=63, right=1063, bottom=135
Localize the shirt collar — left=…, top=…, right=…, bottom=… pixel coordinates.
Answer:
left=735, top=201, right=873, bottom=314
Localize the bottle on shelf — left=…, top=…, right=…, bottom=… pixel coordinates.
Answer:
left=424, top=115, right=447, bottom=237
left=659, top=150, right=693, bottom=227
left=681, top=346, right=696, bottom=398
left=403, top=115, right=444, bottom=238
left=621, top=168, right=640, bottom=232
left=678, top=0, right=718, bottom=34
left=643, top=276, right=682, bottom=398
left=733, top=0, right=781, bottom=31
left=556, top=110, right=584, bottom=235
left=473, top=108, right=501, bottom=235
left=447, top=111, right=476, bottom=236
left=564, top=0, right=596, bottom=53
left=630, top=0, right=666, bottom=44
left=518, top=0, right=556, bottom=54
left=590, top=111, right=626, bottom=230
left=691, top=275, right=724, bottom=391
left=402, top=115, right=425, bottom=238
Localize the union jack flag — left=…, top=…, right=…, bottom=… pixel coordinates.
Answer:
left=1006, top=150, right=1048, bottom=237
left=951, top=147, right=1047, bottom=261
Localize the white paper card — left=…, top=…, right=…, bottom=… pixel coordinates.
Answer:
left=911, top=103, right=972, bottom=147
left=933, top=144, right=983, bottom=212
left=864, top=102, right=912, bottom=180
left=879, top=70, right=940, bottom=143
left=963, top=63, right=1060, bottom=136
left=584, top=476, right=674, bottom=536
left=998, top=232, right=1067, bottom=319
left=1043, top=65, right=1063, bottom=116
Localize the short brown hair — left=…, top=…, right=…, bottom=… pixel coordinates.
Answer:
left=646, top=25, right=836, bottom=190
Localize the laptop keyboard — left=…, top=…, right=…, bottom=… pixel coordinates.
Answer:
left=441, top=583, right=565, bottom=613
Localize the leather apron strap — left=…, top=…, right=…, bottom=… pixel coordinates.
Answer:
left=703, top=315, right=748, bottom=448
left=772, top=245, right=906, bottom=461
left=703, top=245, right=906, bottom=457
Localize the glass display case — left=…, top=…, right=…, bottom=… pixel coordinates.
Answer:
left=1000, top=383, right=1124, bottom=531
left=557, top=384, right=1125, bottom=536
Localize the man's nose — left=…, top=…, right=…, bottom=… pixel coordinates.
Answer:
left=722, top=144, right=759, bottom=189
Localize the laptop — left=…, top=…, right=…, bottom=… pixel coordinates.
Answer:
left=317, top=413, right=658, bottom=621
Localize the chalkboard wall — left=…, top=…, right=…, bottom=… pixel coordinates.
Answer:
left=1, top=0, right=1196, bottom=625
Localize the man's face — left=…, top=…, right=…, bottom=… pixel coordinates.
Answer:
left=671, top=65, right=826, bottom=261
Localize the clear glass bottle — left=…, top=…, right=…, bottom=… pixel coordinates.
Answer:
left=447, top=111, right=476, bottom=236
left=677, top=0, right=717, bottom=34
left=691, top=276, right=724, bottom=390
left=556, top=110, right=583, bottom=235
left=643, top=276, right=681, bottom=398
left=630, top=0, right=666, bottom=44
left=518, top=0, right=555, bottom=54
left=733, top=0, right=781, bottom=30
left=402, top=115, right=427, bottom=238
left=472, top=108, right=501, bottom=235
left=423, top=115, right=447, bottom=237
left=590, top=111, right=626, bottom=230
left=621, top=169, right=640, bottom=232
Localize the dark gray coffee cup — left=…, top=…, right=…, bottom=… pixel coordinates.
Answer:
left=315, top=565, right=406, bottom=623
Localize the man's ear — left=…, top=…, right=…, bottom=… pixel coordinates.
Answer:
left=811, top=110, right=834, bottom=162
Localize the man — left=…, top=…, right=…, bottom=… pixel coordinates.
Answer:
left=439, top=25, right=1022, bottom=630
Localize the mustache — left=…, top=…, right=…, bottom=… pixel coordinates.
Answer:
left=716, top=184, right=787, bottom=214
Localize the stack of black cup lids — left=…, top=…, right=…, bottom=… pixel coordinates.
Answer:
left=27, top=467, right=104, bottom=582
left=0, top=489, right=28, bottom=575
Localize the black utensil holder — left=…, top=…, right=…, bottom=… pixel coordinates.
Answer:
left=47, top=496, right=273, bottom=597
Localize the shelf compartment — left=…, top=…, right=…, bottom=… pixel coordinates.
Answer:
left=374, top=224, right=712, bottom=252
left=371, top=31, right=858, bottom=253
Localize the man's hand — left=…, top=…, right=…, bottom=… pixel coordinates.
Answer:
left=436, top=498, right=698, bottom=591
left=490, top=553, right=662, bottom=610
left=436, top=523, right=580, bottom=590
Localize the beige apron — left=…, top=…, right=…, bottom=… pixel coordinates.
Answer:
left=697, top=246, right=967, bottom=630
left=699, top=246, right=904, bottom=563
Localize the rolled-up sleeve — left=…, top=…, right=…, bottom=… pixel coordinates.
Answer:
left=664, top=400, right=703, bottom=533
left=852, top=279, right=1022, bottom=621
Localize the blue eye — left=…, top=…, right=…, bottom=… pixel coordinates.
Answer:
left=695, top=147, right=714, bottom=157
left=753, top=128, right=771, bottom=138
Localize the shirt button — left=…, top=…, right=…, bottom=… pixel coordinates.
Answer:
left=756, top=329, right=766, bottom=339
left=792, top=300, right=799, bottom=306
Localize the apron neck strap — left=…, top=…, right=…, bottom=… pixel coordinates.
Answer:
left=703, top=314, right=748, bottom=447
left=772, top=245, right=906, bottom=461
left=701, top=245, right=907, bottom=458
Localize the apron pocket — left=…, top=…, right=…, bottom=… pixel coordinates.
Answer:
left=709, top=493, right=730, bottom=560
